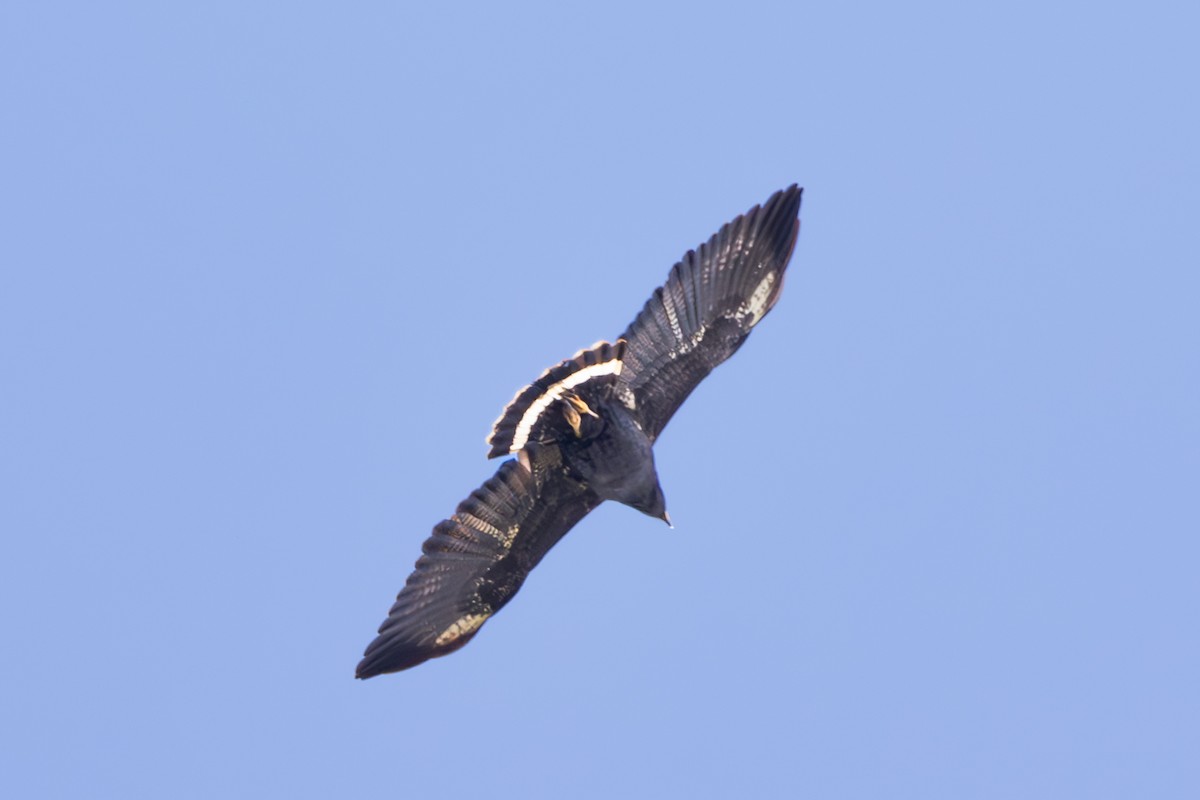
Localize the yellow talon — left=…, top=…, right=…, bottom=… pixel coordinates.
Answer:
left=563, top=402, right=583, bottom=437
left=566, top=394, right=599, bottom=418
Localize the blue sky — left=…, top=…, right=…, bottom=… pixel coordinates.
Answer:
left=3, top=2, right=1198, bottom=797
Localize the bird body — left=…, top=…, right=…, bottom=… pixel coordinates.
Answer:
left=560, top=396, right=666, bottom=521
left=492, top=337, right=668, bottom=522
left=357, top=185, right=803, bottom=678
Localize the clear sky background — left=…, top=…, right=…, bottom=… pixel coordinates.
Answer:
left=3, top=2, right=1197, bottom=798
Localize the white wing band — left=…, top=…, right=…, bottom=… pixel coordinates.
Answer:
left=509, top=359, right=623, bottom=452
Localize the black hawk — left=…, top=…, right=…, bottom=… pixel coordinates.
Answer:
left=357, top=185, right=803, bottom=678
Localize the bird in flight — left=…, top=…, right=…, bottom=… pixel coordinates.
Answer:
left=357, top=185, right=803, bottom=678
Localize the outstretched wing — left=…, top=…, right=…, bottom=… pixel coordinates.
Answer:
left=356, top=446, right=600, bottom=678
left=616, top=185, right=802, bottom=441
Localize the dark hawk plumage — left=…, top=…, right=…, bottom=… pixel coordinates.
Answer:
left=357, top=185, right=803, bottom=678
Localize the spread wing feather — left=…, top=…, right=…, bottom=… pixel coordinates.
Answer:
left=617, top=185, right=802, bottom=441
left=356, top=447, right=600, bottom=678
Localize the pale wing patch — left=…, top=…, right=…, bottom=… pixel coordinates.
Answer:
left=616, top=384, right=637, bottom=410
left=744, top=271, right=776, bottom=325
left=459, top=514, right=516, bottom=548
left=435, top=613, right=489, bottom=646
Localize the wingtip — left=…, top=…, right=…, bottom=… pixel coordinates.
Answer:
left=773, top=183, right=803, bottom=216
left=355, top=648, right=389, bottom=680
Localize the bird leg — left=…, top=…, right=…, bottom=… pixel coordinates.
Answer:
left=564, top=393, right=599, bottom=418
left=560, top=393, right=599, bottom=438
left=562, top=400, right=583, bottom=437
